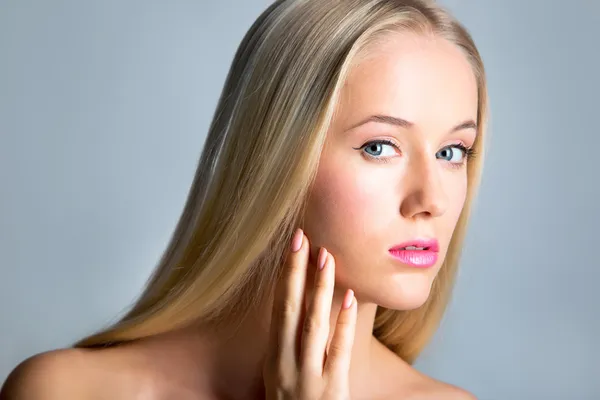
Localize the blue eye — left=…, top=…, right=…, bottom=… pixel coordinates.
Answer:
left=354, top=140, right=475, bottom=166
left=436, top=145, right=466, bottom=163
left=363, top=141, right=397, bottom=158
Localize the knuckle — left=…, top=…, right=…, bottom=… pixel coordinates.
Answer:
left=299, top=386, right=321, bottom=400
left=271, top=364, right=297, bottom=393
left=313, top=278, right=330, bottom=292
left=299, top=368, right=321, bottom=385
left=302, top=317, right=322, bottom=337
left=281, top=299, right=298, bottom=319
left=276, top=372, right=294, bottom=391
left=287, top=250, right=306, bottom=269
left=327, top=342, right=346, bottom=360
left=323, top=385, right=349, bottom=399
left=336, top=318, right=352, bottom=329
left=288, top=256, right=302, bottom=272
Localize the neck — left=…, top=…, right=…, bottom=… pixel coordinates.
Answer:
left=194, top=277, right=383, bottom=398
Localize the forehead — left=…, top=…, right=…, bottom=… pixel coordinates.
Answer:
left=337, top=32, right=478, bottom=130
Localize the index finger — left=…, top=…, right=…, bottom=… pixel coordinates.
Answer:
left=267, top=228, right=310, bottom=366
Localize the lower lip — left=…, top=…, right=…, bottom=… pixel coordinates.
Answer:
left=388, top=249, right=438, bottom=268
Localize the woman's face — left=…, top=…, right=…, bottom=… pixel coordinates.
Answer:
left=303, top=32, right=479, bottom=310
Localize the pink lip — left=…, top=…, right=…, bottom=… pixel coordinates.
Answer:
left=388, top=239, right=439, bottom=268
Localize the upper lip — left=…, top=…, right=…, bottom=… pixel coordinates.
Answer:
left=389, top=239, right=439, bottom=252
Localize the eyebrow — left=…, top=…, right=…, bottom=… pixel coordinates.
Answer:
left=347, top=114, right=478, bottom=133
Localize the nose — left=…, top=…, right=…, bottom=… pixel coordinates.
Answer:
left=399, top=156, right=448, bottom=219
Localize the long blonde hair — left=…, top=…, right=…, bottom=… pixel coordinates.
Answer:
left=75, top=0, right=488, bottom=364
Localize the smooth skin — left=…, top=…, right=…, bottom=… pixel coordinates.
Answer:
left=1, top=32, right=479, bottom=399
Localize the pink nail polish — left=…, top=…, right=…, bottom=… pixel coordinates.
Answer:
left=342, top=289, right=354, bottom=309
left=318, top=247, right=327, bottom=270
left=291, top=228, right=303, bottom=252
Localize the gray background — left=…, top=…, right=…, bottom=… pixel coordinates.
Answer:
left=1, top=0, right=598, bottom=399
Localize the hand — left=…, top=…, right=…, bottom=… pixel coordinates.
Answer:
left=263, top=228, right=358, bottom=399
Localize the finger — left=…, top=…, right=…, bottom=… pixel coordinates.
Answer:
left=323, top=288, right=357, bottom=380
left=267, top=228, right=309, bottom=370
left=300, top=248, right=335, bottom=376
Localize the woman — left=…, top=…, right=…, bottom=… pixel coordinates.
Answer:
left=1, top=0, right=488, bottom=398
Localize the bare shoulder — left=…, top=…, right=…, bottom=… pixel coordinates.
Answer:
left=0, top=346, right=156, bottom=400
left=0, top=348, right=92, bottom=399
left=406, top=374, right=477, bottom=400
left=371, top=339, right=477, bottom=400
left=423, top=381, right=477, bottom=400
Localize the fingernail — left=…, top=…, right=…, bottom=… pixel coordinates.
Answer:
left=318, top=247, right=327, bottom=270
left=342, top=289, right=354, bottom=309
left=291, top=228, right=303, bottom=252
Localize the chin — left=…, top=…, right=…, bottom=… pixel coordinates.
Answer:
left=357, top=272, right=436, bottom=311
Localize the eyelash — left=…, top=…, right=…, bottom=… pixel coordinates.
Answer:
left=354, top=139, right=476, bottom=168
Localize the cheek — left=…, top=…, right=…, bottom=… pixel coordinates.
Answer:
left=452, top=175, right=469, bottom=219
left=304, top=159, right=392, bottom=257
left=442, top=173, right=469, bottom=244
